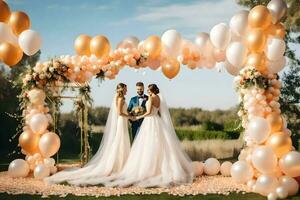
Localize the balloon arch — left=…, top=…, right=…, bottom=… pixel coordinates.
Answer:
left=1, top=0, right=299, bottom=198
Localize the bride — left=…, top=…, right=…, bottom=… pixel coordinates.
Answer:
left=69, top=84, right=194, bottom=187
left=44, top=83, right=131, bottom=185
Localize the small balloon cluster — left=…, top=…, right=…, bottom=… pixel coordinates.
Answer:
left=0, top=0, right=42, bottom=67
left=8, top=88, right=60, bottom=179
left=193, top=158, right=233, bottom=177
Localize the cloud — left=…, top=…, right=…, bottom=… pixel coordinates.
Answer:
left=47, top=3, right=111, bottom=11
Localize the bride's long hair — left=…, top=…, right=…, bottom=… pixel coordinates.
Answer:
left=116, top=83, right=127, bottom=99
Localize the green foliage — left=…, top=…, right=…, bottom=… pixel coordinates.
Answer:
left=202, top=121, right=224, bottom=131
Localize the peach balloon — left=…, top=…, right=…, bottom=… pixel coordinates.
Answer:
left=267, top=112, right=283, bottom=132
left=38, top=132, right=61, bottom=158
left=246, top=28, right=266, bottom=53
left=279, top=151, right=300, bottom=177
left=266, top=132, right=292, bottom=158
left=90, top=35, right=110, bottom=58
left=267, top=23, right=285, bottom=39
left=246, top=53, right=266, bottom=73
left=0, top=0, right=10, bottom=23
left=74, top=34, right=91, bottom=56
left=143, top=35, right=161, bottom=59
left=19, top=130, right=40, bottom=155
left=248, top=5, right=272, bottom=30
left=8, top=11, right=30, bottom=35
left=0, top=42, right=23, bottom=66
left=161, top=57, right=180, bottom=79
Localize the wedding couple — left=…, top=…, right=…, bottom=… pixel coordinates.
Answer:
left=44, top=82, right=194, bottom=187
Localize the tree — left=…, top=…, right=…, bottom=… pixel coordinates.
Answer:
left=237, top=0, right=300, bottom=149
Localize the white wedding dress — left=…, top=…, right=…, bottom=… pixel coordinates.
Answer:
left=44, top=95, right=130, bottom=185
left=77, top=94, right=195, bottom=187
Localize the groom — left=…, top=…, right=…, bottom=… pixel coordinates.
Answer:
left=128, top=82, right=148, bottom=140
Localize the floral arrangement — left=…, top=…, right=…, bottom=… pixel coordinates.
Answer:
left=130, top=106, right=146, bottom=117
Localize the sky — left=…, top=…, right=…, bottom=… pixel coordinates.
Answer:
left=4, top=0, right=270, bottom=112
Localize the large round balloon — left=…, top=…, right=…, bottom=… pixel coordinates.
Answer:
left=255, top=175, right=279, bottom=196
left=246, top=28, right=266, bottom=53
left=231, top=160, right=253, bottom=183
left=279, top=151, right=300, bottom=177
left=226, top=42, right=247, bottom=68
left=0, top=0, right=10, bottom=23
left=210, top=23, right=231, bottom=50
left=27, top=88, right=46, bottom=105
left=18, top=29, right=42, bottom=56
left=0, top=22, right=18, bottom=45
left=247, top=117, right=271, bottom=144
left=39, top=132, right=61, bottom=158
left=8, top=11, right=31, bottom=35
left=33, top=164, right=50, bottom=179
left=0, top=42, right=23, bottom=66
left=265, top=37, right=285, bottom=61
left=204, top=158, right=220, bottom=175
left=246, top=53, right=266, bottom=73
left=252, top=146, right=278, bottom=174
left=161, top=57, right=180, bottom=79
left=90, top=35, right=110, bottom=58
left=29, top=113, right=49, bottom=134
left=161, top=29, right=182, bottom=58
left=266, top=56, right=286, bottom=74
left=74, top=34, right=91, bottom=56
left=8, top=159, right=30, bottom=178
left=19, top=130, right=40, bottom=155
left=267, top=0, right=288, bottom=24
left=224, top=60, right=240, bottom=76
left=194, top=32, right=209, bottom=51
left=230, top=10, right=249, bottom=37
left=192, top=161, right=204, bottom=176
left=266, top=112, right=283, bottom=132
left=220, top=161, right=232, bottom=176
left=248, top=5, right=272, bottom=30
left=266, top=132, right=292, bottom=158
left=143, top=35, right=161, bottom=60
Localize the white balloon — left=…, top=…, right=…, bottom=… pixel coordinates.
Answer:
left=255, top=175, right=279, bottom=196
left=231, top=160, right=254, bottom=183
left=161, top=29, right=182, bottom=58
left=192, top=161, right=204, bottom=176
left=266, top=56, right=286, bottom=74
left=194, top=32, right=209, bottom=51
left=276, top=186, right=288, bottom=199
left=265, top=38, right=286, bottom=61
left=29, top=113, right=49, bottom=134
left=18, top=30, right=42, bottom=56
left=27, top=88, right=46, bottom=105
left=230, top=10, right=249, bottom=36
left=210, top=23, right=231, bottom=49
left=247, top=117, right=271, bottom=144
left=279, top=176, right=299, bottom=196
left=204, top=158, right=220, bottom=175
left=226, top=42, right=247, bottom=68
left=8, top=159, right=30, bottom=178
left=34, top=164, right=50, bottom=179
left=220, top=161, right=232, bottom=176
left=0, top=22, right=18, bottom=45
left=252, top=146, right=278, bottom=174
left=267, top=192, right=278, bottom=200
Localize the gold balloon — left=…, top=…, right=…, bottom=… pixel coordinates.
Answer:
left=8, top=11, right=31, bottom=35
left=266, top=132, right=292, bottom=158
left=74, top=34, right=91, bottom=56
left=0, top=0, right=10, bottom=23
left=267, top=112, right=283, bottom=132
left=267, top=23, right=285, bottom=39
left=90, top=35, right=110, bottom=58
left=0, top=42, right=23, bottom=66
left=248, top=5, right=272, bottom=30
left=143, top=35, right=161, bottom=59
left=162, top=57, right=180, bottom=79
left=246, top=28, right=266, bottom=53
left=19, top=130, right=40, bottom=155
left=246, top=53, right=266, bottom=73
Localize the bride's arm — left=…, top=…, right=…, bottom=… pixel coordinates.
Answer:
left=117, top=98, right=130, bottom=118
left=136, top=97, right=152, bottom=120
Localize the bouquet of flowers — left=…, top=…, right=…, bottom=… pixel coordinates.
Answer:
left=130, top=106, right=146, bottom=117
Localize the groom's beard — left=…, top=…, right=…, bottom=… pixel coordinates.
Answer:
left=137, top=92, right=144, bottom=96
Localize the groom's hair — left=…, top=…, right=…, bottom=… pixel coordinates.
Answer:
left=136, top=82, right=144, bottom=87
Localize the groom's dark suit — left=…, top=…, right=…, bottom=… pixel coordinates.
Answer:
left=128, top=94, right=148, bottom=140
